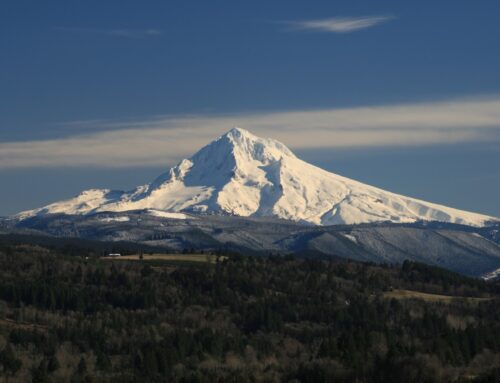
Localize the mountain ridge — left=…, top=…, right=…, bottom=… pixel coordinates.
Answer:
left=16, top=127, right=498, bottom=227
left=6, top=212, right=500, bottom=277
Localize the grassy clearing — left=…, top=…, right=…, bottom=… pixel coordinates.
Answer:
left=384, top=289, right=493, bottom=303
left=102, top=253, right=226, bottom=264
left=0, top=318, right=47, bottom=332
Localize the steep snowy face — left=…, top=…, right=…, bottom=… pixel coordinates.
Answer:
left=16, top=127, right=498, bottom=227
left=110, top=127, right=298, bottom=216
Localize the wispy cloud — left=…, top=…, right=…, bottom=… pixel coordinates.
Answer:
left=286, top=15, right=394, bottom=33
left=1, top=96, right=500, bottom=168
left=54, top=27, right=162, bottom=38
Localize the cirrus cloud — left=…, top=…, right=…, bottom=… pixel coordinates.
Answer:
left=1, top=96, right=500, bottom=168
left=285, top=15, right=395, bottom=33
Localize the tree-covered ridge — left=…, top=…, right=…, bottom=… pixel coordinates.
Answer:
left=0, top=240, right=499, bottom=382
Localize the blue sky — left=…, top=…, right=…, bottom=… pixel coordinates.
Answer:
left=0, top=0, right=499, bottom=216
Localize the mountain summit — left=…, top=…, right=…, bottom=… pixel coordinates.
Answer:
left=17, top=127, right=498, bottom=226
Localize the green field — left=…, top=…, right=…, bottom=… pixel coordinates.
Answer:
left=384, top=289, right=494, bottom=303
left=103, top=253, right=225, bottom=264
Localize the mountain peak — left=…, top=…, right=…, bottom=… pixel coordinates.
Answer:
left=220, top=126, right=266, bottom=147
left=16, top=129, right=498, bottom=227
left=219, top=126, right=257, bottom=148
left=226, top=126, right=252, bottom=138
left=213, top=127, right=296, bottom=162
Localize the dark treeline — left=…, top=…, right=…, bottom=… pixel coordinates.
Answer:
left=0, top=233, right=175, bottom=257
left=0, top=241, right=500, bottom=382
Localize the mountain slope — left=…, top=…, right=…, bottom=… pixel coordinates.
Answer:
left=16, top=127, right=498, bottom=226
left=7, top=213, right=500, bottom=277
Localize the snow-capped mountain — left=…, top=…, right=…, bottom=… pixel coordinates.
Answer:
left=16, top=127, right=498, bottom=227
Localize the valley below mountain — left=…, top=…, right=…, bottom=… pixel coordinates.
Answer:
left=3, top=211, right=500, bottom=278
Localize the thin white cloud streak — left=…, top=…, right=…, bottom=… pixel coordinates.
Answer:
left=54, top=27, right=162, bottom=38
left=1, top=97, right=500, bottom=168
left=287, top=16, right=394, bottom=33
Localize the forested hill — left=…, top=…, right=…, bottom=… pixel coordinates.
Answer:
left=1, top=239, right=500, bottom=382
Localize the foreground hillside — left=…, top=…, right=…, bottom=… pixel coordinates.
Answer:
left=1, top=239, right=500, bottom=382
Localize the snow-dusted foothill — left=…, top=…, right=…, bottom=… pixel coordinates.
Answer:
left=146, top=209, right=190, bottom=220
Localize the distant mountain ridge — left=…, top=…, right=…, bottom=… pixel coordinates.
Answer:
left=16, top=127, right=498, bottom=227
left=5, top=213, right=500, bottom=278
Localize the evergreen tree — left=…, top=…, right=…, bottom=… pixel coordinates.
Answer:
left=0, top=344, right=22, bottom=377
